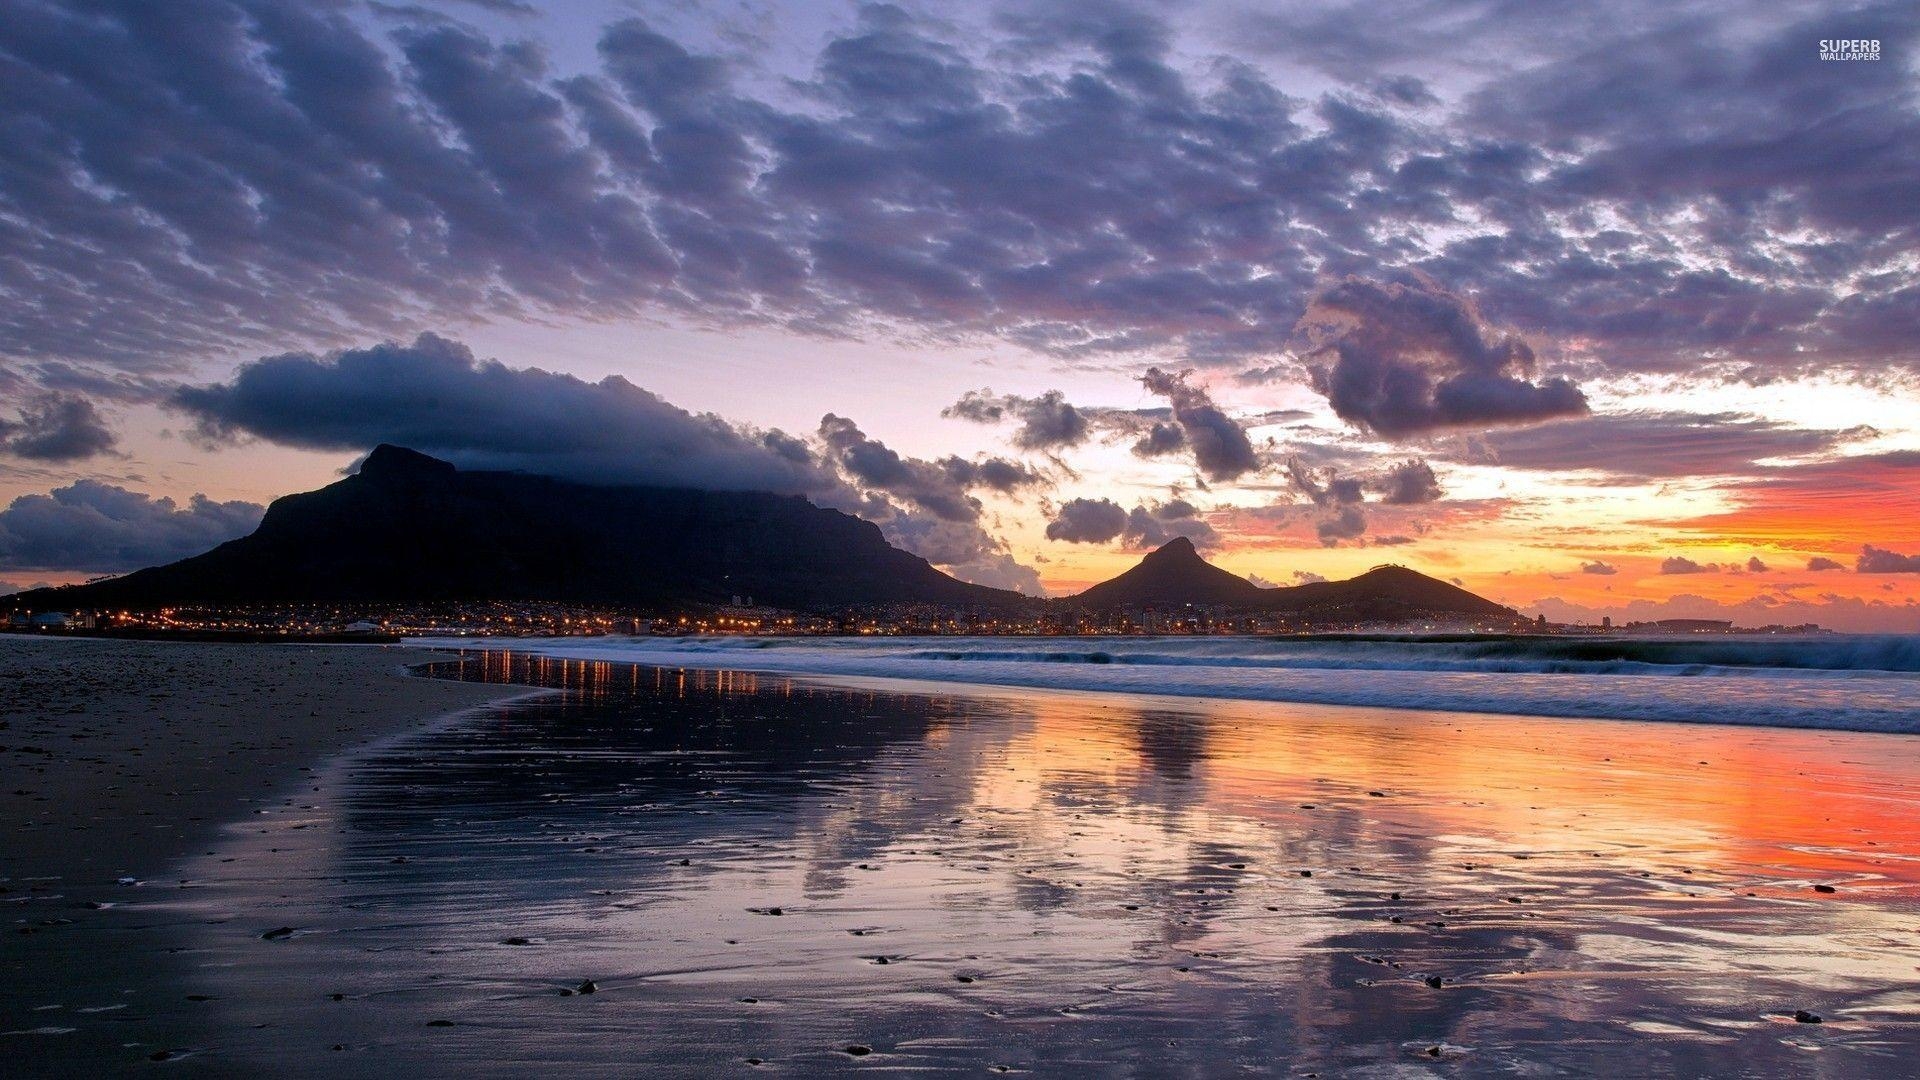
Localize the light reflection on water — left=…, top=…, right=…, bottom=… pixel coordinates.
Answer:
left=174, top=652, right=1920, bottom=1076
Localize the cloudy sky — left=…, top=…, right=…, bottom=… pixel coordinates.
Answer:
left=1, top=0, right=1916, bottom=629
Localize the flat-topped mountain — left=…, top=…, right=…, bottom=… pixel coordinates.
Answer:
left=13, top=445, right=1034, bottom=613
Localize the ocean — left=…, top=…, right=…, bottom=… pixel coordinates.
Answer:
left=413, top=634, right=1920, bottom=734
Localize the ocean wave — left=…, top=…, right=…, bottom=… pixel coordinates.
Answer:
left=409, top=634, right=1920, bottom=735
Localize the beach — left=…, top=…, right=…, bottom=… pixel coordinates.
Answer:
left=0, top=637, right=532, bottom=1075
left=5, top=639, right=1920, bottom=1076
left=4, top=642, right=1913, bottom=1076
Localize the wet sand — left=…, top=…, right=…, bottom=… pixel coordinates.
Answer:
left=125, top=652, right=1920, bottom=1075
left=0, top=637, right=533, bottom=1075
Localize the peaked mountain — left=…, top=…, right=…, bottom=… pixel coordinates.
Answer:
left=1069, top=537, right=1265, bottom=609
left=14, top=446, right=1034, bottom=613
left=1067, top=538, right=1519, bottom=624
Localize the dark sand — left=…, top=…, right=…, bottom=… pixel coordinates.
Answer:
left=0, top=637, right=532, bottom=1075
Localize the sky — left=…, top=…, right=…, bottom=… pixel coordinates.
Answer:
left=0, top=0, right=1916, bottom=630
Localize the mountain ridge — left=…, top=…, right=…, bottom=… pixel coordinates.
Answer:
left=14, top=445, right=1033, bottom=614
left=10, top=447, right=1519, bottom=625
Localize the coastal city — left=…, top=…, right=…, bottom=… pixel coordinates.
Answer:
left=3, top=596, right=1828, bottom=640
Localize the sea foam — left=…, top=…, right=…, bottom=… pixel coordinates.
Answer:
left=410, top=634, right=1920, bottom=734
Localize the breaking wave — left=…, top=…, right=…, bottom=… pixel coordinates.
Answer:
left=409, top=634, right=1920, bottom=734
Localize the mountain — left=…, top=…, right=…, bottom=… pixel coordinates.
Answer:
left=1069, top=537, right=1265, bottom=609
left=12, top=449, right=1518, bottom=626
left=1257, top=564, right=1518, bottom=623
left=12, top=446, right=1034, bottom=614
left=1067, top=538, right=1519, bottom=624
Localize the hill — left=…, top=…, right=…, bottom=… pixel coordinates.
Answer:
left=1066, top=539, right=1519, bottom=624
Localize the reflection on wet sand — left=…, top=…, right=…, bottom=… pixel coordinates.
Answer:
left=174, top=652, right=1920, bottom=1076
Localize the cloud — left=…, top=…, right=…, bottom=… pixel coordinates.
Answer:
left=1651, top=451, right=1920, bottom=550
left=942, top=389, right=1092, bottom=451
left=1131, top=422, right=1187, bottom=459
left=1283, top=454, right=1430, bottom=546
left=1660, top=556, right=1710, bottom=575
left=1807, top=556, right=1846, bottom=571
left=1122, top=500, right=1219, bottom=552
left=1460, top=411, right=1877, bottom=480
left=0, top=1, right=1912, bottom=395
left=1045, top=497, right=1128, bottom=544
left=1292, top=570, right=1327, bottom=585
left=1858, top=545, right=1920, bottom=573
left=0, top=481, right=263, bottom=574
left=1044, top=496, right=1218, bottom=551
left=818, top=413, right=981, bottom=522
left=1137, top=368, right=1263, bottom=482
left=1371, top=459, right=1442, bottom=505
left=1286, top=458, right=1364, bottom=509
left=1314, top=506, right=1367, bottom=546
left=1371, top=534, right=1415, bottom=546
left=1746, top=556, right=1769, bottom=573
left=1581, top=560, right=1618, bottom=575
left=0, top=393, right=117, bottom=461
left=174, top=334, right=837, bottom=495
left=1298, top=275, right=1588, bottom=438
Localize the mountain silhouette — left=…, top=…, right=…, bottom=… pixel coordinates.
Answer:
left=15, top=445, right=1033, bottom=613
left=1066, top=538, right=1518, bottom=623
left=1069, top=537, right=1264, bottom=608
left=11, top=449, right=1519, bottom=626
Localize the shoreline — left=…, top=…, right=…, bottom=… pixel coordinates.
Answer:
left=0, top=637, right=540, bottom=1075
left=409, top=635, right=1920, bottom=736
left=0, top=636, right=537, bottom=890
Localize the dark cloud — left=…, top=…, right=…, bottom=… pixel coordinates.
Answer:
left=1130, top=422, right=1186, bottom=459
left=1044, top=496, right=1218, bottom=551
left=1371, top=458, right=1442, bottom=505
left=174, top=334, right=836, bottom=495
left=1371, top=534, right=1415, bottom=546
left=1285, top=455, right=1379, bottom=546
left=1858, top=545, right=1920, bottom=573
left=0, top=392, right=117, bottom=461
left=1314, top=505, right=1367, bottom=546
left=1660, top=556, right=1710, bottom=575
left=1123, top=500, right=1219, bottom=552
left=1807, top=556, right=1846, bottom=571
left=1299, top=275, right=1588, bottom=439
left=943, top=390, right=1091, bottom=450
left=1581, top=560, right=1617, bottom=576
left=0, top=1, right=1912, bottom=391
left=1746, top=556, right=1769, bottom=573
left=1459, top=411, right=1875, bottom=479
left=0, top=481, right=262, bottom=574
left=1286, top=457, right=1364, bottom=509
left=1045, top=497, right=1128, bottom=544
left=1138, top=368, right=1262, bottom=482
